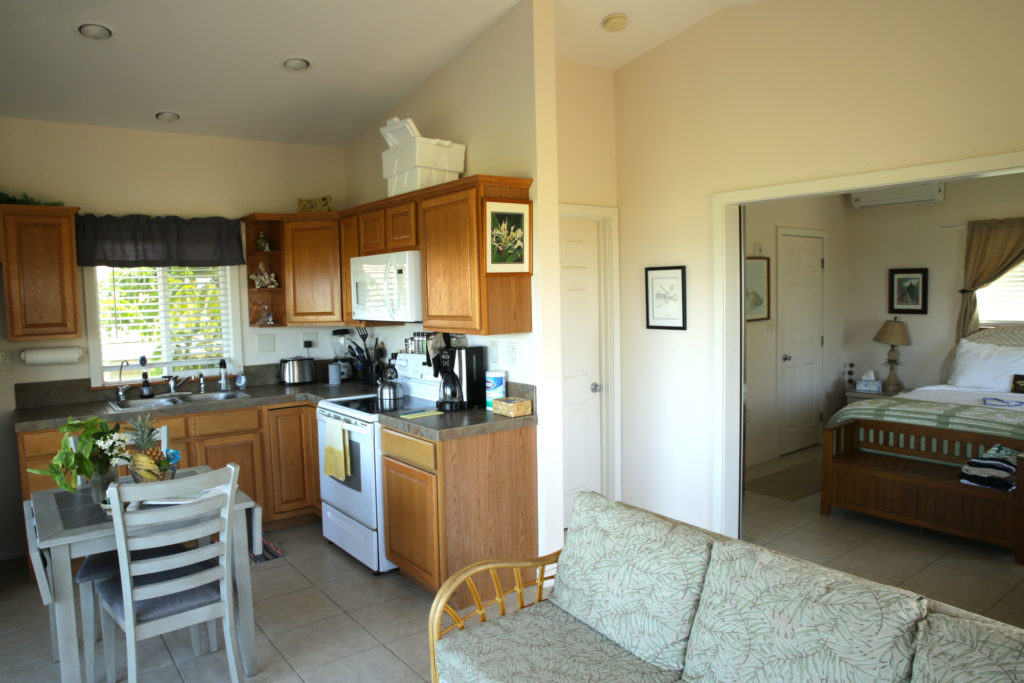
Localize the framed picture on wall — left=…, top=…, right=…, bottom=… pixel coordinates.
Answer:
left=645, top=266, right=686, bottom=330
left=485, top=199, right=533, bottom=275
left=745, top=257, right=770, bottom=322
left=888, top=267, right=928, bottom=314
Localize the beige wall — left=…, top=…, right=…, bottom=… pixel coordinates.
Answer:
left=556, top=58, right=618, bottom=207
left=615, top=0, right=1024, bottom=528
left=0, top=115, right=347, bottom=558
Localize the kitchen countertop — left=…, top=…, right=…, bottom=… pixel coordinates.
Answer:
left=13, top=381, right=537, bottom=440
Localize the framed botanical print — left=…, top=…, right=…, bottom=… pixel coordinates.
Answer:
left=645, top=266, right=686, bottom=330
left=888, top=268, right=928, bottom=314
left=745, top=256, right=770, bottom=322
left=485, top=199, right=532, bottom=275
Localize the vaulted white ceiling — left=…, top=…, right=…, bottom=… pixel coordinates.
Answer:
left=0, top=0, right=757, bottom=147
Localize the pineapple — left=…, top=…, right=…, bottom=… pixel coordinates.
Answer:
left=128, top=413, right=164, bottom=481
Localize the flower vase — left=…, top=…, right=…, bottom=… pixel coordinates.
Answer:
left=89, top=468, right=118, bottom=506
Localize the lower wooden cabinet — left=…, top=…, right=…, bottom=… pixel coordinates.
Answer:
left=382, top=456, right=440, bottom=588
left=195, top=431, right=264, bottom=508
left=264, top=405, right=319, bottom=519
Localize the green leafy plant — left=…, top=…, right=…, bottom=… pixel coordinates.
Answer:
left=26, top=417, right=121, bottom=493
left=0, top=191, right=64, bottom=206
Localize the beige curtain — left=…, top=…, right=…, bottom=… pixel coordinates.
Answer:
left=956, top=217, right=1024, bottom=338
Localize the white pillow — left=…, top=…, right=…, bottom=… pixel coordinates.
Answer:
left=949, top=338, right=1024, bottom=391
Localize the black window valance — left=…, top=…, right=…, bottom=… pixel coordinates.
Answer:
left=76, top=214, right=244, bottom=267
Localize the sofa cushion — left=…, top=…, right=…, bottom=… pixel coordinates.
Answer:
left=434, top=599, right=681, bottom=683
left=550, top=491, right=713, bottom=670
left=910, top=613, right=1024, bottom=681
left=683, top=541, right=926, bottom=682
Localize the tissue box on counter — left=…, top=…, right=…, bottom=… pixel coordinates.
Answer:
left=380, top=117, right=465, bottom=196
left=492, top=397, right=532, bottom=418
left=856, top=379, right=883, bottom=393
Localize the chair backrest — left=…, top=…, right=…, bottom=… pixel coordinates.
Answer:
left=107, top=464, right=239, bottom=630
left=22, top=500, right=53, bottom=606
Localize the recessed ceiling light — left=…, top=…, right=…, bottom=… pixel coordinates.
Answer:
left=78, top=23, right=113, bottom=40
left=282, top=57, right=311, bottom=71
left=155, top=111, right=181, bottom=122
left=601, top=13, right=628, bottom=32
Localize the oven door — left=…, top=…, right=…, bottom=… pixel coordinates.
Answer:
left=317, top=408, right=378, bottom=529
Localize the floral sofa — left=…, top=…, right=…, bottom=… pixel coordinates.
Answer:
left=429, top=491, right=1024, bottom=682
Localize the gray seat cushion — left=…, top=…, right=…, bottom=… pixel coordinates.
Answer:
left=910, top=613, right=1024, bottom=681
left=435, top=599, right=680, bottom=683
left=76, top=545, right=189, bottom=584
left=551, top=491, right=713, bottom=670
left=683, top=540, right=926, bottom=682
left=95, top=559, right=219, bottom=624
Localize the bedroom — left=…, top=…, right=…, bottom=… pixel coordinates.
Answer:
left=740, top=170, right=1024, bottom=621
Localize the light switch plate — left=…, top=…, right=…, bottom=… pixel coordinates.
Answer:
left=0, top=350, right=10, bottom=371
left=506, top=342, right=518, bottom=366
left=256, top=334, right=275, bottom=353
left=489, top=341, right=500, bottom=365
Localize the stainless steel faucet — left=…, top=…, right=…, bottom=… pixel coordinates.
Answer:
left=117, top=360, right=131, bottom=401
left=174, top=375, right=205, bottom=393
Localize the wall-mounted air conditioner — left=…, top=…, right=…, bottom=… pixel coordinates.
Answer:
left=850, top=181, right=945, bottom=208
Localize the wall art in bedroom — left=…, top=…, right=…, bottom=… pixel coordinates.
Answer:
left=645, top=265, right=686, bottom=330
left=745, top=256, right=770, bottom=322
left=888, top=267, right=928, bottom=314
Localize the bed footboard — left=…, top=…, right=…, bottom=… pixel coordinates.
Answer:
left=821, top=419, right=1024, bottom=563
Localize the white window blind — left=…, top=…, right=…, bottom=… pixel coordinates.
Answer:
left=977, top=260, right=1024, bottom=325
left=94, top=265, right=233, bottom=383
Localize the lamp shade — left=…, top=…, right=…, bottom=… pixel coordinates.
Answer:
left=873, top=319, right=910, bottom=346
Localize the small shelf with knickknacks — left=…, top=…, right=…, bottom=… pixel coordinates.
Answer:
left=244, top=222, right=285, bottom=327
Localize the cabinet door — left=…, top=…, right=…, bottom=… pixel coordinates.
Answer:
left=340, top=215, right=361, bottom=324
left=419, top=188, right=482, bottom=332
left=196, top=431, right=265, bottom=508
left=19, top=429, right=66, bottom=499
left=358, top=209, right=386, bottom=254
left=282, top=218, right=342, bottom=324
left=1, top=206, right=81, bottom=340
left=385, top=201, right=417, bottom=250
left=265, top=406, right=317, bottom=517
left=382, top=456, right=440, bottom=588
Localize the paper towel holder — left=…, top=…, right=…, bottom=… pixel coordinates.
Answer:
left=20, top=347, right=84, bottom=365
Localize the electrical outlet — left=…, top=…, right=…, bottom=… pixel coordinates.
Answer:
left=302, top=332, right=317, bottom=348
left=489, top=341, right=500, bottom=365
left=256, top=334, right=275, bottom=353
left=0, top=350, right=10, bottom=371
left=506, top=341, right=518, bottom=366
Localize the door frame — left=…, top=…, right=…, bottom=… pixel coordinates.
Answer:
left=712, top=150, right=1024, bottom=538
left=774, top=227, right=826, bottom=454
left=559, top=203, right=623, bottom=502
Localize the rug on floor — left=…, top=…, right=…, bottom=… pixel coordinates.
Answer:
left=745, top=459, right=822, bottom=501
left=249, top=535, right=285, bottom=564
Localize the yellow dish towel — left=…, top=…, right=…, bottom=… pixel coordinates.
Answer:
left=323, top=420, right=351, bottom=481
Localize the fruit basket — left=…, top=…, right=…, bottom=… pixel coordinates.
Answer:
left=124, top=414, right=181, bottom=482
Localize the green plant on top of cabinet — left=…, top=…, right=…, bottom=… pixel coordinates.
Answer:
left=1, top=204, right=82, bottom=340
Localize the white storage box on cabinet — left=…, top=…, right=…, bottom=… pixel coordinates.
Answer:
left=380, top=117, right=465, bottom=196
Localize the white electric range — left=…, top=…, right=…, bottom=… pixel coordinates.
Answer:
left=315, top=353, right=439, bottom=572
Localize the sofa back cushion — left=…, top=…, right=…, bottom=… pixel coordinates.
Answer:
left=551, top=491, right=713, bottom=671
left=684, top=541, right=926, bottom=682
left=910, top=613, right=1024, bottom=681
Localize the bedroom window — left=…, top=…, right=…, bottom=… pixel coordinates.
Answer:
left=84, top=265, right=243, bottom=385
left=976, top=261, right=1024, bottom=325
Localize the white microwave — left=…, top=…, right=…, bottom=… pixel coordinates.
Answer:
left=350, top=250, right=423, bottom=322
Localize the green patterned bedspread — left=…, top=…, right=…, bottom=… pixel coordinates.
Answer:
left=828, top=397, right=1024, bottom=441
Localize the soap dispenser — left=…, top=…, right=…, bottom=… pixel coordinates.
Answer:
left=218, top=359, right=229, bottom=392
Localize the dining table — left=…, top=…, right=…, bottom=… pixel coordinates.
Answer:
left=29, top=466, right=263, bottom=683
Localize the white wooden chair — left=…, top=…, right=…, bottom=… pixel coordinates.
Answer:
left=97, top=463, right=242, bottom=683
left=22, top=500, right=59, bottom=661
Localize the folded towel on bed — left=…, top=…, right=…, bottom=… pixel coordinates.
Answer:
left=965, top=458, right=1016, bottom=475
left=978, top=444, right=1020, bottom=467
left=962, top=465, right=1014, bottom=479
left=958, top=473, right=1015, bottom=492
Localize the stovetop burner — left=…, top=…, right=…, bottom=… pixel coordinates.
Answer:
left=324, top=394, right=436, bottom=416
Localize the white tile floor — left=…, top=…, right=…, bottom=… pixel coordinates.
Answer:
left=1, top=523, right=435, bottom=682
left=743, top=446, right=1024, bottom=628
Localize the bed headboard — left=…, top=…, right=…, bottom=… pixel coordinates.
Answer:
left=939, top=324, right=1024, bottom=383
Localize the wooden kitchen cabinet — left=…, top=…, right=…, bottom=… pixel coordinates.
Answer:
left=358, top=201, right=417, bottom=254
left=380, top=425, right=537, bottom=601
left=418, top=177, right=532, bottom=334
left=340, top=215, right=362, bottom=325
left=264, top=405, right=319, bottom=519
left=195, top=431, right=264, bottom=507
left=0, top=204, right=81, bottom=340
left=357, top=209, right=386, bottom=254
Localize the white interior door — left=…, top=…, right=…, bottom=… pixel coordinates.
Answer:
left=776, top=233, right=824, bottom=455
left=561, top=217, right=603, bottom=520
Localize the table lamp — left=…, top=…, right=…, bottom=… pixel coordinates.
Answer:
left=873, top=317, right=911, bottom=394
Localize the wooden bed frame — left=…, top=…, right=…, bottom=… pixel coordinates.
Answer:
left=821, top=419, right=1023, bottom=563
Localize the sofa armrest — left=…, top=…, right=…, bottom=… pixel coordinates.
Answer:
left=428, top=550, right=561, bottom=682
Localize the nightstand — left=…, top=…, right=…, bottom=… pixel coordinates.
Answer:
left=844, top=389, right=900, bottom=404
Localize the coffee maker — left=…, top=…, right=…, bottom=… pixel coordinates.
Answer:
left=435, top=346, right=486, bottom=411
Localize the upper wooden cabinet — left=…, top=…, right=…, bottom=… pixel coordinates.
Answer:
left=340, top=215, right=361, bottom=325
left=358, top=200, right=418, bottom=254
left=0, top=204, right=81, bottom=340
left=242, top=213, right=343, bottom=327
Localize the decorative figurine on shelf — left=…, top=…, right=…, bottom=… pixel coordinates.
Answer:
left=255, top=231, right=271, bottom=251
left=249, top=261, right=279, bottom=289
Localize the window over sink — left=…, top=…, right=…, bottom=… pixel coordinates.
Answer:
left=84, top=265, right=243, bottom=385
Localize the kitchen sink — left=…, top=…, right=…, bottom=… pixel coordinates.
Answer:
left=180, top=391, right=250, bottom=402
left=107, top=396, right=183, bottom=412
